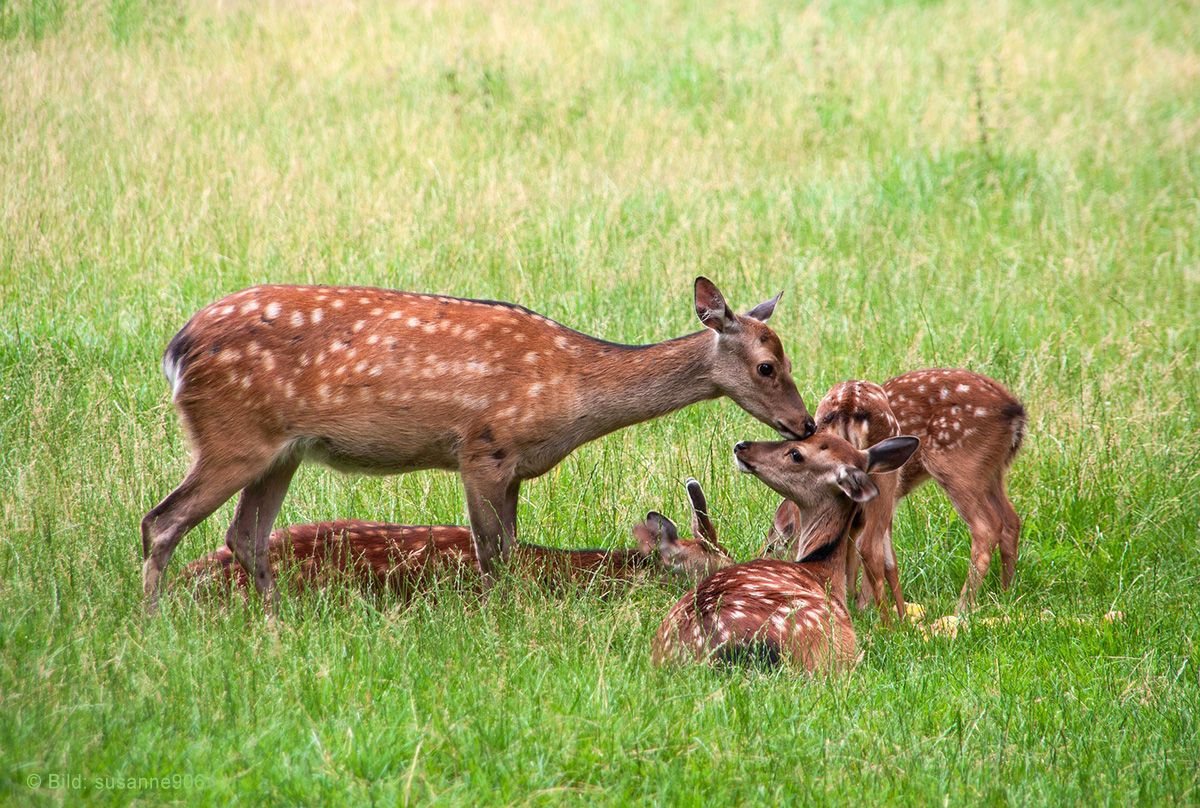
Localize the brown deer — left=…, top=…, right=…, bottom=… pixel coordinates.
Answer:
left=144, top=278, right=814, bottom=610
left=651, top=434, right=919, bottom=672
left=769, top=369, right=1025, bottom=618
left=175, top=480, right=733, bottom=599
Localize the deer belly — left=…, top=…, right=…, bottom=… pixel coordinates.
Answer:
left=293, top=429, right=458, bottom=474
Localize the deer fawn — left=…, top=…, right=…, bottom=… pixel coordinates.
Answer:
left=144, top=278, right=813, bottom=610
left=652, top=435, right=919, bottom=672
left=770, top=369, right=1026, bottom=618
left=175, top=481, right=732, bottom=598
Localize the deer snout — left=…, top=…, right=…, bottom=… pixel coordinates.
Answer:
left=733, top=442, right=755, bottom=473
left=774, top=416, right=816, bottom=441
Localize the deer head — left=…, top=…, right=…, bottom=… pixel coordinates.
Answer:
left=734, top=435, right=920, bottom=513
left=632, top=509, right=733, bottom=581
left=694, top=277, right=815, bottom=440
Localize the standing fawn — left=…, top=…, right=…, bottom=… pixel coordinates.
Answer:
left=144, top=278, right=813, bottom=610
left=652, top=435, right=919, bottom=672
left=175, top=481, right=732, bottom=598
left=770, top=369, right=1025, bottom=618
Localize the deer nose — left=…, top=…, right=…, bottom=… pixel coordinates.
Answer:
left=802, top=416, right=816, bottom=438
left=734, top=441, right=750, bottom=454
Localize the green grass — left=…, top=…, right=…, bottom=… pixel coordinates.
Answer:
left=2, top=0, right=1199, bottom=803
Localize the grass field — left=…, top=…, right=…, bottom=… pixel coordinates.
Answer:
left=2, top=0, right=1199, bottom=803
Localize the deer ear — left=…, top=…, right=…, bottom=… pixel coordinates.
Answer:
left=646, top=511, right=680, bottom=548
left=866, top=435, right=920, bottom=473
left=744, top=290, right=782, bottom=322
left=836, top=467, right=879, bottom=503
left=695, top=277, right=737, bottom=334
left=685, top=478, right=721, bottom=551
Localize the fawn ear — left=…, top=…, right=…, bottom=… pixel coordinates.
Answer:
left=744, top=290, right=782, bottom=322
left=836, top=467, right=879, bottom=503
left=646, top=511, right=680, bottom=549
left=685, top=478, right=721, bottom=552
left=866, top=435, right=920, bottom=473
left=695, top=277, right=737, bottom=334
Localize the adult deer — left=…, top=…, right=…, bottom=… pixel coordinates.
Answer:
left=769, top=370, right=1025, bottom=618
left=175, top=481, right=733, bottom=599
left=652, top=434, right=919, bottom=672
left=144, top=279, right=812, bottom=609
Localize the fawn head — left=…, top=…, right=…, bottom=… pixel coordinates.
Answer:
left=632, top=507, right=733, bottom=581
left=694, top=277, right=814, bottom=440
left=734, top=434, right=920, bottom=511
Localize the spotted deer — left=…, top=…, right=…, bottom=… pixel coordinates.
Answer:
left=144, top=278, right=813, bottom=610
left=769, top=369, right=1025, bottom=618
left=651, top=434, right=919, bottom=672
left=175, top=481, right=732, bottom=598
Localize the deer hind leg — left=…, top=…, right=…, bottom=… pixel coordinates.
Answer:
left=934, top=471, right=1003, bottom=614
left=881, top=526, right=907, bottom=623
left=462, top=471, right=520, bottom=579
left=141, top=454, right=271, bottom=612
left=989, top=482, right=1021, bottom=589
left=225, top=456, right=300, bottom=612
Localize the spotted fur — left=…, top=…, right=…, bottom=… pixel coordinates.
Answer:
left=774, top=369, right=1026, bottom=617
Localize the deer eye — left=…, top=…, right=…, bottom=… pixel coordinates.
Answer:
left=788, top=449, right=803, bottom=463
left=757, top=363, right=775, bottom=378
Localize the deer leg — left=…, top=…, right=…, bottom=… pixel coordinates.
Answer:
left=937, top=476, right=1002, bottom=614
left=845, top=539, right=863, bottom=607
left=463, top=472, right=519, bottom=579
left=141, top=455, right=271, bottom=612
left=989, top=483, right=1021, bottom=589
left=881, top=527, right=907, bottom=623
left=857, top=539, right=892, bottom=626
left=225, top=456, right=299, bottom=612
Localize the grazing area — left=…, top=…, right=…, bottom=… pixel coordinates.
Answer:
left=1, top=0, right=1197, bottom=803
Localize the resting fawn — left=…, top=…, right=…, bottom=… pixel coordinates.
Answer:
left=651, top=435, right=918, bottom=672
left=770, top=369, right=1025, bottom=618
left=176, top=481, right=733, bottom=599
left=145, top=278, right=813, bottom=610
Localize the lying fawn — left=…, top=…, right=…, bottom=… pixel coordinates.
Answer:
left=770, top=369, right=1026, bottom=617
left=651, top=435, right=919, bottom=672
left=176, top=481, right=733, bottom=599
left=144, top=278, right=814, bottom=610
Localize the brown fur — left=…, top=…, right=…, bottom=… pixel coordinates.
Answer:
left=174, top=484, right=733, bottom=601
left=652, top=434, right=918, bottom=672
left=142, top=279, right=813, bottom=611
left=771, top=369, right=1026, bottom=617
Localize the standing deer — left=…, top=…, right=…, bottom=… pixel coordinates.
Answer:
left=769, top=369, right=1025, bottom=618
left=143, top=278, right=811, bottom=610
left=175, top=481, right=733, bottom=599
left=652, top=434, right=919, bottom=671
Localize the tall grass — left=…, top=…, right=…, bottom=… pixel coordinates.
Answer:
left=2, top=0, right=1198, bottom=803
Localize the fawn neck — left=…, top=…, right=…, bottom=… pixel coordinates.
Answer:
left=571, top=331, right=718, bottom=440
left=791, top=500, right=858, bottom=604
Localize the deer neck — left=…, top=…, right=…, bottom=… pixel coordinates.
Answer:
left=792, top=501, right=858, bottom=605
left=571, top=330, right=719, bottom=441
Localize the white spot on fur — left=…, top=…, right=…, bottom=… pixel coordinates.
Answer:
left=957, top=384, right=971, bottom=393
left=241, top=300, right=259, bottom=314
left=264, top=302, right=281, bottom=319
left=290, top=310, right=304, bottom=327
left=370, top=308, right=383, bottom=316
left=406, top=317, right=420, bottom=328
left=332, top=300, right=345, bottom=309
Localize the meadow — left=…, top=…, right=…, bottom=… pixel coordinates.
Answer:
left=2, top=0, right=1198, bottom=803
